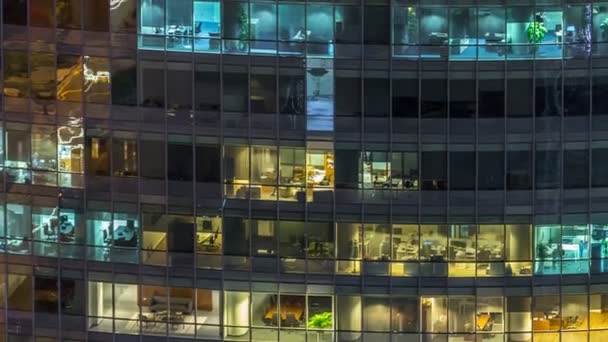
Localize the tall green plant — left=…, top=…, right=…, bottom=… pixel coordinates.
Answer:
left=238, top=6, right=249, bottom=42
left=527, top=21, right=547, bottom=44
left=407, top=7, right=418, bottom=43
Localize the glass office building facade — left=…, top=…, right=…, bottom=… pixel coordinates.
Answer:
left=4, top=0, right=608, bottom=341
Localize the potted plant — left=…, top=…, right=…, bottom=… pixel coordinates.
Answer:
left=527, top=21, right=547, bottom=44
left=308, top=312, right=333, bottom=342
left=406, top=7, right=418, bottom=44
left=238, top=5, right=249, bottom=52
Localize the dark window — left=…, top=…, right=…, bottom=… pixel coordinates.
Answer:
left=507, top=72, right=532, bottom=117
left=140, top=62, right=165, bottom=108
left=334, top=149, right=360, bottom=189
left=421, top=150, right=447, bottom=190
left=223, top=65, right=248, bottom=113
left=364, top=71, right=389, bottom=117
left=564, top=149, right=588, bottom=189
left=167, top=63, right=193, bottom=110
left=535, top=69, right=561, bottom=117
left=564, top=70, right=589, bottom=117
left=421, top=74, right=447, bottom=118
left=4, top=0, right=27, bottom=26
left=593, top=70, right=608, bottom=116
left=592, top=147, right=608, bottom=187
left=535, top=149, right=560, bottom=189
left=250, top=68, right=276, bottom=114
left=83, top=0, right=109, bottom=32
left=111, top=59, right=137, bottom=106
left=449, top=151, right=475, bottom=190
left=223, top=217, right=249, bottom=256
left=478, top=151, right=504, bottom=190
left=364, top=6, right=389, bottom=45
left=479, top=74, right=504, bottom=118
left=507, top=148, right=531, bottom=190
left=195, top=63, right=220, bottom=111
left=335, top=6, right=361, bottom=44
left=140, top=137, right=165, bottom=180
left=56, top=0, right=81, bottom=30
left=335, top=69, right=361, bottom=116
left=30, top=0, right=54, bottom=28
left=167, top=143, right=193, bottom=181
left=450, top=77, right=476, bottom=118
left=392, top=72, right=418, bottom=118
left=196, top=145, right=221, bottom=183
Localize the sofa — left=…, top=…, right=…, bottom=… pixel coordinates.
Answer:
left=149, top=295, right=193, bottom=315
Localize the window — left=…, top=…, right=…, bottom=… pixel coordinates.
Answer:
left=421, top=149, right=447, bottom=190
left=392, top=71, right=419, bottom=118
left=478, top=150, right=504, bottom=190
left=4, top=0, right=27, bottom=26
left=140, top=133, right=165, bottom=180
left=251, top=146, right=277, bottom=200
left=196, top=144, right=220, bottom=183
left=335, top=6, right=361, bottom=45
left=140, top=60, right=165, bottom=108
left=478, top=8, right=506, bottom=60
left=505, top=224, right=532, bottom=276
left=593, top=143, right=608, bottom=187
left=224, top=146, right=250, bottom=199
left=421, top=71, right=447, bottom=118
left=87, top=134, right=110, bottom=177
left=194, top=1, right=221, bottom=52
left=392, top=6, right=419, bottom=57
left=167, top=136, right=193, bottom=182
left=535, top=146, right=560, bottom=189
left=364, top=70, right=389, bottom=117
left=112, top=133, right=137, bottom=177
left=278, top=146, right=305, bottom=201
left=223, top=65, right=248, bottom=113
left=83, top=56, right=111, bottom=104
left=479, top=70, right=505, bottom=118
left=306, top=143, right=334, bottom=189
left=507, top=69, right=533, bottom=117
left=250, top=3, right=277, bottom=53
left=421, top=296, right=448, bottom=333
left=222, top=2, right=249, bottom=53
left=195, top=63, right=220, bottom=111
left=306, top=59, right=334, bottom=131
left=3, top=50, right=29, bottom=98
left=110, top=0, right=136, bottom=33
left=167, top=62, right=193, bottom=110
left=31, top=52, right=55, bottom=101
left=450, top=72, right=476, bottom=118
left=335, top=69, right=361, bottom=117
left=111, top=58, right=137, bottom=106
left=56, top=0, right=81, bottom=30
left=250, top=67, right=276, bottom=114
left=449, top=149, right=475, bottom=190
left=507, top=145, right=532, bottom=190
left=564, top=147, right=589, bottom=189
left=391, top=151, right=418, bottom=190
left=56, top=54, right=83, bottom=103
left=83, top=0, right=109, bottom=32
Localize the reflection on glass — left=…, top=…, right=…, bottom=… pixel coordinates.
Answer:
left=306, top=59, right=334, bottom=131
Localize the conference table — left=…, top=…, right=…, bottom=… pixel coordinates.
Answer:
left=264, top=303, right=304, bottom=322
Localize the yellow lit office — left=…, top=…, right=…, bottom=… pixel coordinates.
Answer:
left=88, top=282, right=221, bottom=338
